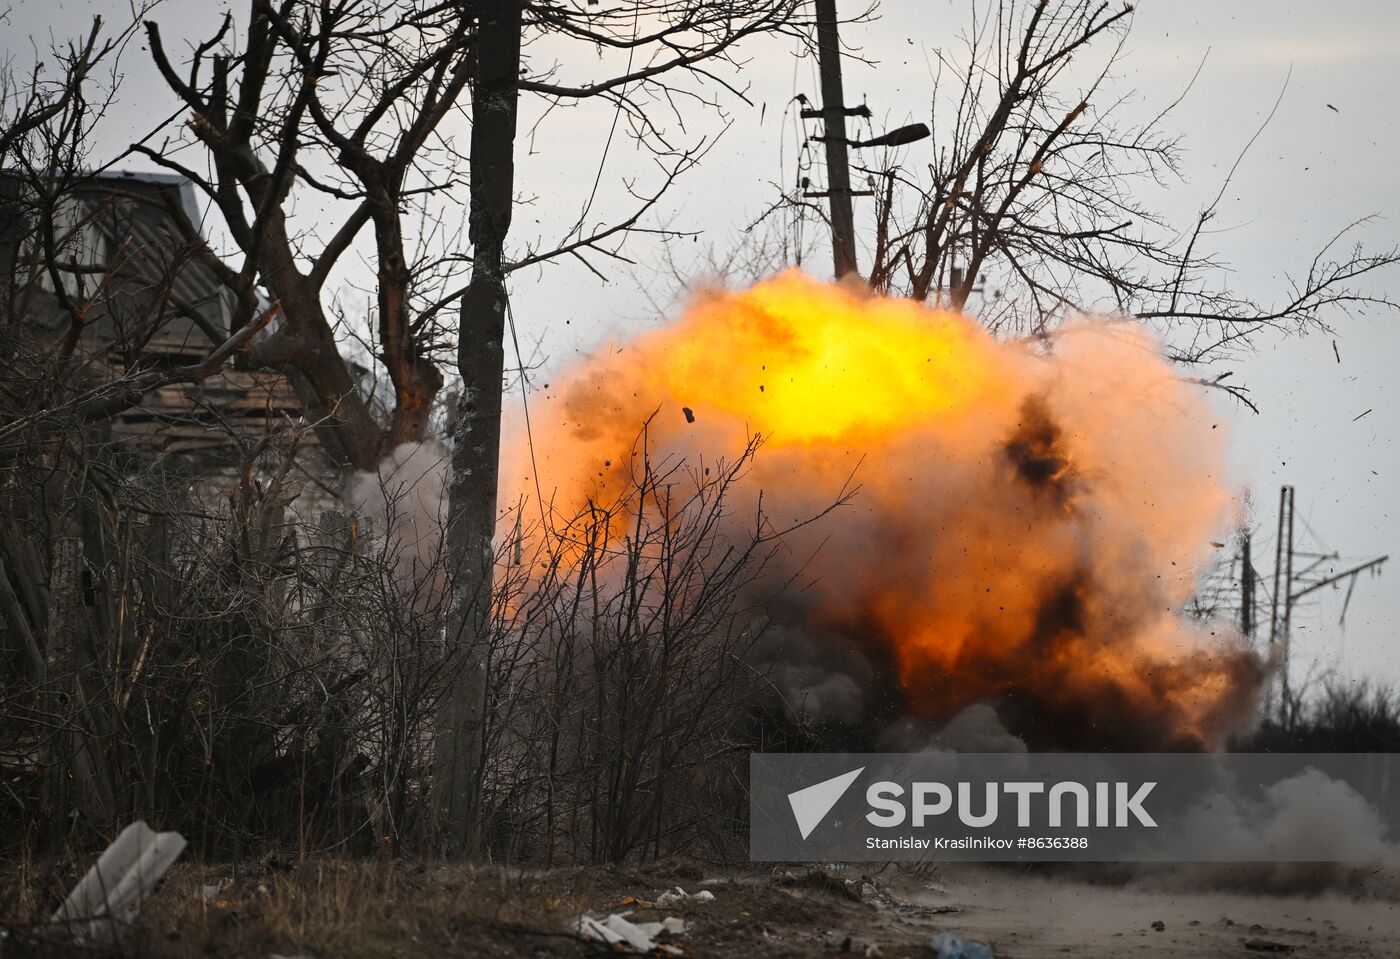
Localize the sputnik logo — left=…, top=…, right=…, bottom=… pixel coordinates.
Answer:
left=787, top=767, right=865, bottom=840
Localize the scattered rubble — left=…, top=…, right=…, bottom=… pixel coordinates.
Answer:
left=887, top=902, right=963, bottom=919
left=572, top=882, right=719, bottom=953
left=838, top=934, right=884, bottom=956
left=655, top=886, right=713, bottom=906
left=775, top=868, right=867, bottom=902
left=576, top=912, right=688, bottom=954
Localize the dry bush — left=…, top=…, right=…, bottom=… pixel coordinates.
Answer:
left=1236, top=681, right=1400, bottom=753
left=467, top=431, right=802, bottom=864
left=0, top=411, right=442, bottom=857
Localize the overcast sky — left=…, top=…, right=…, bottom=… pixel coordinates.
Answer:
left=6, top=0, right=1399, bottom=694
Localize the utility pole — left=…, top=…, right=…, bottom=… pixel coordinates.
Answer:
left=800, top=2, right=929, bottom=279
left=809, top=0, right=861, bottom=279
left=1264, top=484, right=1388, bottom=726
left=1265, top=485, right=1290, bottom=720
left=1238, top=530, right=1255, bottom=644
left=1280, top=485, right=1295, bottom=713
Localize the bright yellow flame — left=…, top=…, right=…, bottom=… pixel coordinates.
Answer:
left=650, top=272, right=1009, bottom=445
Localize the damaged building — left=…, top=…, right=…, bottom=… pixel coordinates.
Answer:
left=0, top=169, right=349, bottom=506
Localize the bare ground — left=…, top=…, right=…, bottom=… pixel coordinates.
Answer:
left=3, top=858, right=1399, bottom=957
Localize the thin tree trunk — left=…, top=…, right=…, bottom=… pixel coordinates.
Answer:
left=46, top=465, right=114, bottom=839
left=437, top=0, right=521, bottom=856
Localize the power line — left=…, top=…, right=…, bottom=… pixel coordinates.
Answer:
left=1252, top=484, right=1388, bottom=724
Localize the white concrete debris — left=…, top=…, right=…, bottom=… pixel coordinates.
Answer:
left=575, top=912, right=688, bottom=954
left=52, top=821, right=187, bottom=943
left=647, top=917, right=688, bottom=937
left=655, top=886, right=715, bottom=906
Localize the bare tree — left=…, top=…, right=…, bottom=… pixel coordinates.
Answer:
left=140, top=2, right=477, bottom=468
left=439, top=0, right=805, bottom=856
left=131, top=0, right=803, bottom=853
left=464, top=429, right=818, bottom=863
left=762, top=0, right=1398, bottom=394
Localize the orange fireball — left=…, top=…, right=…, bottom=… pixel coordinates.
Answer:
left=503, top=271, right=1263, bottom=750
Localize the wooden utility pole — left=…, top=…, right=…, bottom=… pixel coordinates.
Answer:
left=811, top=0, right=860, bottom=278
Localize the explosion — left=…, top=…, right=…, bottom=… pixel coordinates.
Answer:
left=504, top=271, right=1264, bottom=750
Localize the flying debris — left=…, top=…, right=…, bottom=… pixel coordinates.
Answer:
left=851, top=122, right=931, bottom=148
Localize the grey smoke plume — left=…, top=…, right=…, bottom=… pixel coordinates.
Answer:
left=754, top=624, right=878, bottom=726
left=1173, top=767, right=1388, bottom=863
left=1094, top=767, right=1400, bottom=896
left=347, top=441, right=450, bottom=607
left=878, top=704, right=1029, bottom=754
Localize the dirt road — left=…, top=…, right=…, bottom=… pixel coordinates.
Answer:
left=869, top=864, right=1400, bottom=958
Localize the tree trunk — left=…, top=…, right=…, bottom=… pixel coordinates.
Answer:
left=436, top=0, right=521, bottom=856
left=45, top=454, right=114, bottom=840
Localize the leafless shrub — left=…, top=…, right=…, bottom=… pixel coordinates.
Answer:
left=1, top=422, right=435, bottom=853
left=1238, top=680, right=1400, bottom=752
left=434, top=426, right=837, bottom=863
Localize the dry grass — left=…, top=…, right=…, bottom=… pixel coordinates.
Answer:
left=12, top=856, right=1400, bottom=958
left=4, top=858, right=619, bottom=957
left=0, top=856, right=904, bottom=958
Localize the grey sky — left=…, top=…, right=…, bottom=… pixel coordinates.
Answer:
left=6, top=0, right=1398, bottom=693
